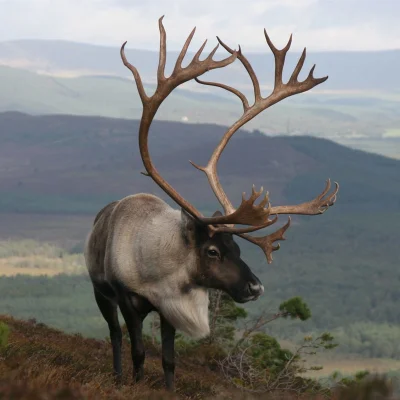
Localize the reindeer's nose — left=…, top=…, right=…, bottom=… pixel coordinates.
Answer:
left=247, top=282, right=264, bottom=299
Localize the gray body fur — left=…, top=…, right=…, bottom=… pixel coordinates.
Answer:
left=85, top=193, right=210, bottom=338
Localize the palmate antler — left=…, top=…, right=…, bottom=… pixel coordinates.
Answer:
left=121, top=17, right=339, bottom=264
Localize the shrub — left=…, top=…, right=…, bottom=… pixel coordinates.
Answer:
left=0, top=322, right=10, bottom=349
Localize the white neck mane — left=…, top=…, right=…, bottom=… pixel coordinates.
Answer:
left=145, top=285, right=210, bottom=338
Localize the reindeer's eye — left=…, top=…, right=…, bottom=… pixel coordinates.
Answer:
left=207, top=249, right=220, bottom=258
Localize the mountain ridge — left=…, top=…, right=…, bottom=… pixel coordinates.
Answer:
left=0, top=111, right=398, bottom=216
left=1, top=39, right=400, bottom=91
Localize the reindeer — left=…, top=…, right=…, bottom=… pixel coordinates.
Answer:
left=84, top=17, right=339, bottom=391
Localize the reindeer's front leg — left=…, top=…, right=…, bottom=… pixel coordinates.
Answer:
left=160, top=314, right=176, bottom=390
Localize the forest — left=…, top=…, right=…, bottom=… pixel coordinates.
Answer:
left=0, top=236, right=399, bottom=360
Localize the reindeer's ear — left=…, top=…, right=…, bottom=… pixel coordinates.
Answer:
left=180, top=209, right=200, bottom=244
left=211, top=210, right=223, bottom=218
left=181, top=209, right=197, bottom=230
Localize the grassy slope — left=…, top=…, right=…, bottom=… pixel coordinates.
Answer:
left=0, top=315, right=229, bottom=399
left=0, top=315, right=398, bottom=400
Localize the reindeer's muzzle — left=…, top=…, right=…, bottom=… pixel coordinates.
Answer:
left=247, top=280, right=264, bottom=300
left=233, top=276, right=264, bottom=303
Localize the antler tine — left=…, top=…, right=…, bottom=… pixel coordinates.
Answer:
left=209, top=215, right=278, bottom=236
left=264, top=30, right=292, bottom=90
left=288, top=47, right=307, bottom=84
left=120, top=42, right=149, bottom=104
left=264, top=29, right=328, bottom=95
left=173, top=26, right=196, bottom=73
left=195, top=77, right=250, bottom=112
left=206, top=43, right=220, bottom=62
left=195, top=184, right=272, bottom=227
left=193, top=39, right=208, bottom=62
left=269, top=180, right=339, bottom=216
left=157, top=16, right=167, bottom=82
left=217, top=38, right=262, bottom=102
left=239, top=217, right=291, bottom=264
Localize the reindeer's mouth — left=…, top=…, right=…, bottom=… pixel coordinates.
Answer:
left=235, top=282, right=264, bottom=303
left=235, top=293, right=263, bottom=304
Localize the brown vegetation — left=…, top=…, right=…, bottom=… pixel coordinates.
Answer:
left=0, top=315, right=397, bottom=399
left=0, top=315, right=223, bottom=399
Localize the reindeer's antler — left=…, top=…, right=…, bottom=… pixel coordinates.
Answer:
left=193, top=32, right=336, bottom=222
left=239, top=217, right=292, bottom=264
left=191, top=29, right=338, bottom=254
left=122, top=17, right=339, bottom=264
left=121, top=16, right=237, bottom=224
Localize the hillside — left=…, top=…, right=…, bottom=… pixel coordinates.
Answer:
left=0, top=315, right=397, bottom=400
left=0, top=315, right=232, bottom=399
left=0, top=112, right=399, bottom=215
left=0, top=112, right=399, bottom=357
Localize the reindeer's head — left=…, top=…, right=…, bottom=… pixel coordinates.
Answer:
left=181, top=210, right=264, bottom=303
left=121, top=17, right=339, bottom=303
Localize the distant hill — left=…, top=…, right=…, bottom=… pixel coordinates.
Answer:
left=1, top=40, right=400, bottom=159
left=0, top=112, right=398, bottom=216
left=0, top=64, right=400, bottom=160
left=0, top=65, right=235, bottom=119
left=1, top=39, right=400, bottom=91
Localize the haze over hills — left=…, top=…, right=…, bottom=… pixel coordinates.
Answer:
left=0, top=46, right=400, bottom=159
left=1, top=39, right=400, bottom=92
left=1, top=40, right=400, bottom=159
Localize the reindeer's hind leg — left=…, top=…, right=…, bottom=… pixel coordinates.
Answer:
left=160, top=314, right=176, bottom=391
left=93, top=288, right=123, bottom=383
left=119, top=292, right=152, bottom=383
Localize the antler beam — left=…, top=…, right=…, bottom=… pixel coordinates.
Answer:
left=121, top=16, right=237, bottom=224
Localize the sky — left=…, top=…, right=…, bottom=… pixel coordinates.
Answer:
left=2, top=0, right=400, bottom=52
